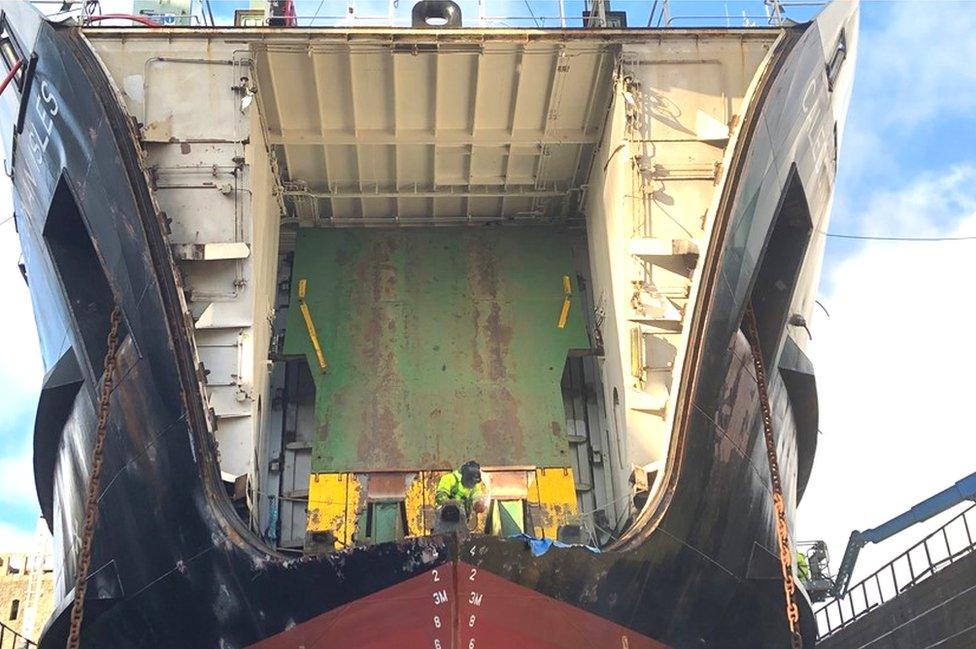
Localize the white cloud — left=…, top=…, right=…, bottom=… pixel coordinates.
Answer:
left=0, top=447, right=38, bottom=509
left=0, top=520, right=42, bottom=552
left=0, top=178, right=43, bottom=411
left=843, top=165, right=976, bottom=240
left=798, top=166, right=976, bottom=584
left=836, top=3, right=976, bottom=189
left=855, top=3, right=976, bottom=129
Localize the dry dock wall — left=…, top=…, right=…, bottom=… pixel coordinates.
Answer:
left=817, top=551, right=976, bottom=649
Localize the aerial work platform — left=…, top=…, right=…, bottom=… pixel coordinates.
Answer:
left=816, top=504, right=976, bottom=648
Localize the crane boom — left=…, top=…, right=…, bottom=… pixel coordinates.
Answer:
left=832, top=472, right=976, bottom=597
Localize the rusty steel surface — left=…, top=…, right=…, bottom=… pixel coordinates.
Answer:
left=283, top=227, right=591, bottom=473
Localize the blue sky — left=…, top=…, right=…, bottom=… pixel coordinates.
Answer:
left=2, top=0, right=976, bottom=585
left=0, top=204, right=43, bottom=546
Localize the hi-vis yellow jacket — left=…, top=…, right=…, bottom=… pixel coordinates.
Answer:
left=435, top=470, right=484, bottom=514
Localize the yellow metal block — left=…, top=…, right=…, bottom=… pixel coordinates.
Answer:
left=306, top=472, right=343, bottom=533
left=344, top=475, right=363, bottom=545
left=532, top=467, right=578, bottom=540
left=307, top=472, right=361, bottom=548
left=399, top=468, right=578, bottom=539
left=404, top=472, right=430, bottom=537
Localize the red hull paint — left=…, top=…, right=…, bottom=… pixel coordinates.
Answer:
left=248, top=562, right=668, bottom=649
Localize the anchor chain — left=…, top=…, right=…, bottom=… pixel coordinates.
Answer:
left=66, top=306, right=123, bottom=649
left=743, top=307, right=804, bottom=649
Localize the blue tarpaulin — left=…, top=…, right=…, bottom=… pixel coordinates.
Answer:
left=512, top=533, right=601, bottom=557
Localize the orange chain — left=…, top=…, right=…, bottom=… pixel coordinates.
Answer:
left=744, top=307, right=803, bottom=649
left=66, top=307, right=123, bottom=649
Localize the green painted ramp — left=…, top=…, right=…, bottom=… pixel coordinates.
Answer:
left=283, top=228, right=590, bottom=473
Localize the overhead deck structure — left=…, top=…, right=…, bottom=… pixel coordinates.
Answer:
left=254, top=37, right=613, bottom=226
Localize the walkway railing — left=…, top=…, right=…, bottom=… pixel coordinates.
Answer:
left=0, top=621, right=36, bottom=649
left=34, top=0, right=826, bottom=30
left=815, top=503, right=976, bottom=639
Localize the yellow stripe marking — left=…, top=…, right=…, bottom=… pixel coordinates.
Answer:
left=298, top=278, right=328, bottom=373
left=631, top=327, right=642, bottom=379
left=557, top=275, right=573, bottom=329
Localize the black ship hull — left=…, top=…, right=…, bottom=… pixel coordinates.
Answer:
left=2, top=6, right=851, bottom=648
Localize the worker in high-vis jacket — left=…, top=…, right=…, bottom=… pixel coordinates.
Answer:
left=435, top=460, right=487, bottom=519
left=797, top=551, right=811, bottom=582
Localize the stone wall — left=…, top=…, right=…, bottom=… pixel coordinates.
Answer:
left=0, top=550, right=55, bottom=643
left=818, top=552, right=976, bottom=649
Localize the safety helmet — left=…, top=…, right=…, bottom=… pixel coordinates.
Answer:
left=460, top=460, right=482, bottom=488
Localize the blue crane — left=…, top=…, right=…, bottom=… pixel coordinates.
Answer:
left=831, top=471, right=976, bottom=597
